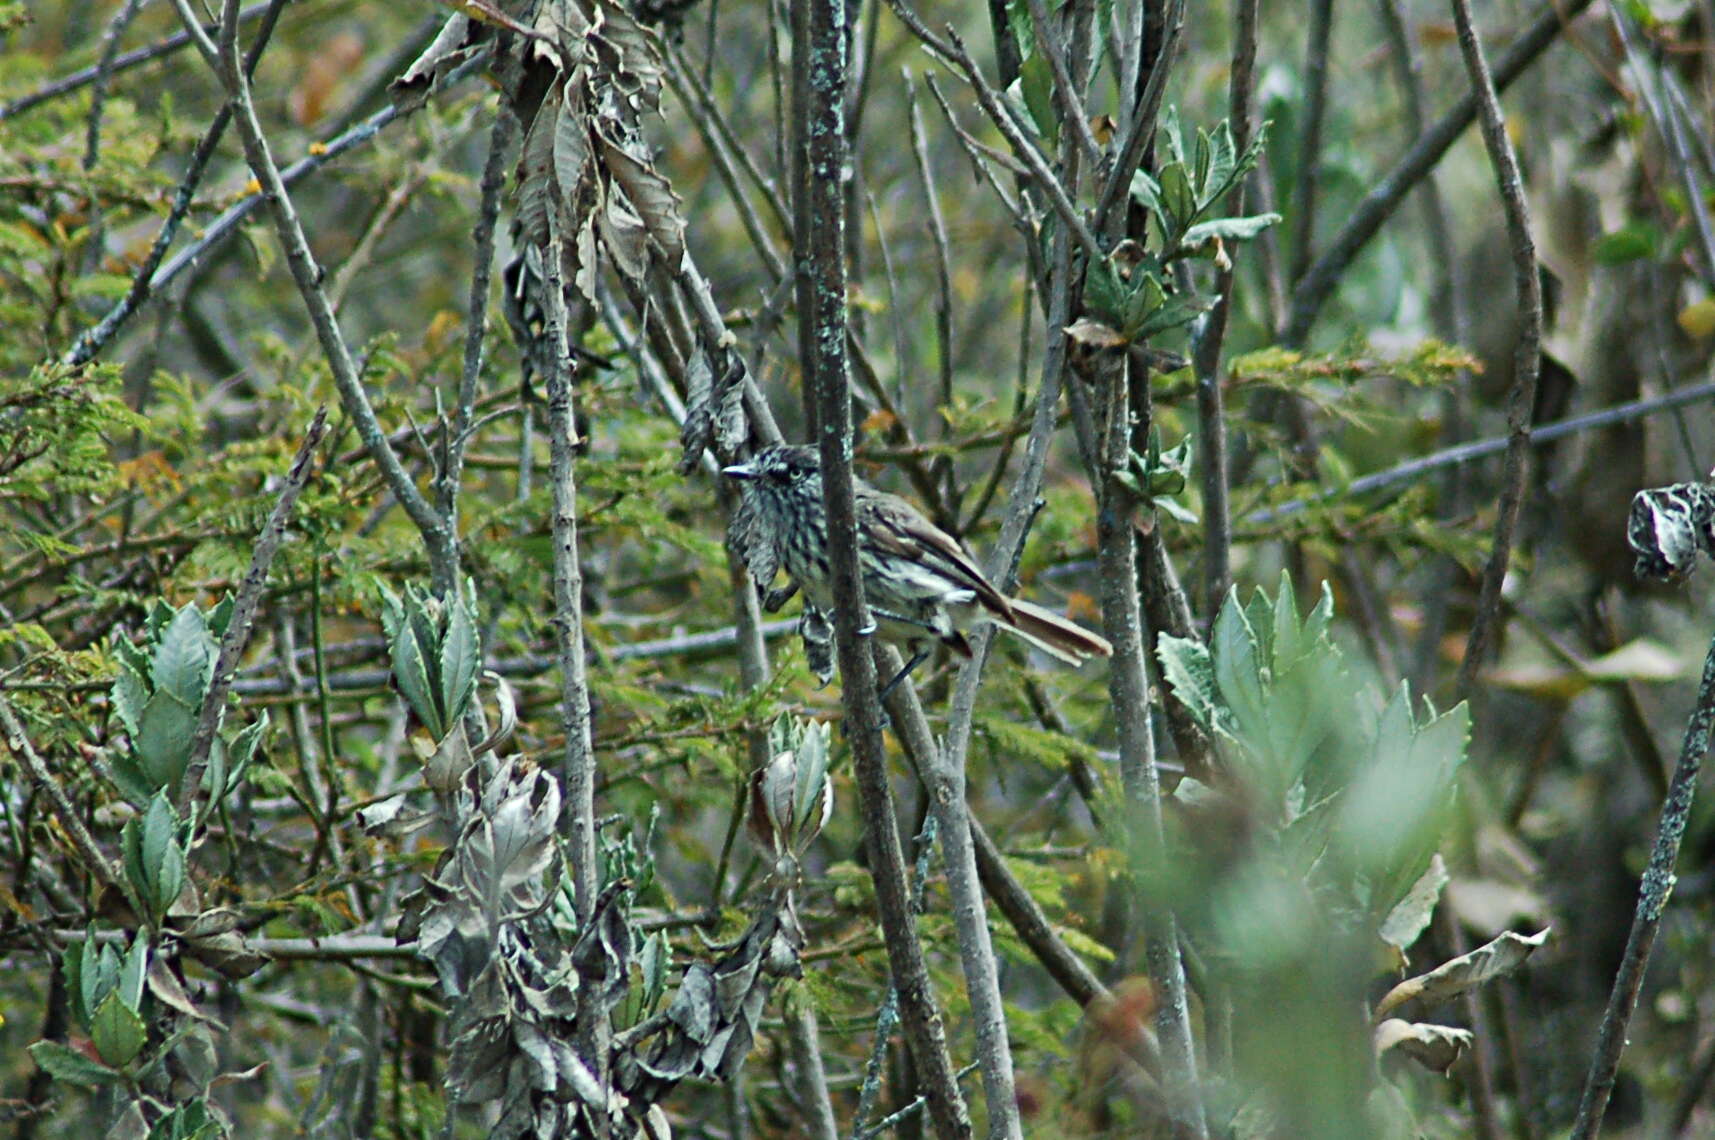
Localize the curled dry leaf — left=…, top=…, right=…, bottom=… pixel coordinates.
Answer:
left=1373, top=927, right=1550, bottom=1021
left=1373, top=1018, right=1472, bottom=1073
left=390, top=14, right=483, bottom=110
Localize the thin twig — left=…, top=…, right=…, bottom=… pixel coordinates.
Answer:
left=1282, top=0, right=1595, bottom=346
left=171, top=0, right=461, bottom=591
left=884, top=1, right=1103, bottom=263
left=1248, top=377, right=1715, bottom=524
left=906, top=77, right=955, bottom=426
left=64, top=0, right=294, bottom=368
left=1450, top=0, right=1543, bottom=701
left=1288, top=0, right=1334, bottom=285
left=1187, top=0, right=1259, bottom=624
left=1571, top=627, right=1715, bottom=1138
left=81, top=0, right=147, bottom=172
left=439, top=103, right=516, bottom=526
left=786, top=998, right=841, bottom=1140
left=539, top=214, right=604, bottom=1089
left=0, top=700, right=136, bottom=909
left=1024, top=0, right=1104, bottom=169
left=0, top=2, right=274, bottom=121
left=1093, top=0, right=1184, bottom=240
left=179, top=405, right=329, bottom=822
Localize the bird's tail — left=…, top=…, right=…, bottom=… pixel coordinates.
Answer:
left=998, top=599, right=1113, bottom=666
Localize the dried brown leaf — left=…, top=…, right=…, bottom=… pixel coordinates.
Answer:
left=1373, top=1018, right=1471, bottom=1073
left=1374, top=927, right=1550, bottom=1021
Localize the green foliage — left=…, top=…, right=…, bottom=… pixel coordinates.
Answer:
left=108, top=597, right=265, bottom=808
left=0, top=365, right=143, bottom=503
left=379, top=579, right=481, bottom=742
left=1143, top=574, right=1470, bottom=1133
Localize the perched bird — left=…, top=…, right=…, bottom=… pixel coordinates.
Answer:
left=722, top=444, right=1111, bottom=693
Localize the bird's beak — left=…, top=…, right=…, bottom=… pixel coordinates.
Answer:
left=722, top=461, right=756, bottom=480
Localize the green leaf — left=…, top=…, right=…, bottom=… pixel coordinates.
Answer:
left=1593, top=221, right=1660, bottom=265
left=390, top=607, right=441, bottom=739
left=1156, top=632, right=1218, bottom=731
left=118, top=935, right=148, bottom=1013
left=1181, top=212, right=1281, bottom=252
left=1158, top=161, right=1197, bottom=241
left=134, top=690, right=196, bottom=796
left=29, top=1040, right=123, bottom=1087
left=640, top=930, right=669, bottom=1011
left=91, top=991, right=147, bottom=1067
left=1019, top=54, right=1059, bottom=146
left=1004, top=0, right=1032, bottom=62
left=108, top=753, right=158, bottom=808
left=150, top=604, right=213, bottom=707
left=62, top=938, right=89, bottom=1030
left=1379, top=853, right=1448, bottom=960
left=1130, top=289, right=1214, bottom=342
left=1204, top=120, right=1238, bottom=204
left=221, top=714, right=268, bottom=794
left=126, top=793, right=185, bottom=920
left=112, top=667, right=147, bottom=737
left=440, top=589, right=480, bottom=731
left=149, top=1100, right=221, bottom=1140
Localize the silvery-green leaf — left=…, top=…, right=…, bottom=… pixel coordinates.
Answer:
left=151, top=605, right=214, bottom=707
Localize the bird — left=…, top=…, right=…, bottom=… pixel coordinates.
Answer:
left=722, top=444, right=1112, bottom=696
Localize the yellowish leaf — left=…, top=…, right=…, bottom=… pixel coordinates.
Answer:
left=1678, top=298, right=1715, bottom=339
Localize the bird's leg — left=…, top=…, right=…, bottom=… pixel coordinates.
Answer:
left=876, top=646, right=931, bottom=705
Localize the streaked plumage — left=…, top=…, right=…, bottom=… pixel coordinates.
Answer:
left=722, top=445, right=1111, bottom=671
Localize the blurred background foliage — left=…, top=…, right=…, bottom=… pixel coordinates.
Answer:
left=2, top=0, right=1715, bottom=1136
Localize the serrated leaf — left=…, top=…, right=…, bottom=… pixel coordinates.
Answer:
left=108, top=754, right=157, bottom=808
left=112, top=668, right=147, bottom=738
left=640, top=930, right=668, bottom=1010
left=29, top=1040, right=123, bottom=1087
left=1204, top=120, right=1238, bottom=204
left=1157, top=633, right=1218, bottom=731
left=1158, top=161, right=1197, bottom=240
left=440, top=589, right=479, bottom=730
left=1130, top=289, right=1214, bottom=342
left=134, top=691, right=196, bottom=795
left=91, top=992, right=147, bottom=1067
left=221, top=713, right=268, bottom=794
left=390, top=610, right=442, bottom=740
left=553, top=79, right=590, bottom=199
left=1378, top=853, right=1448, bottom=963
left=150, top=605, right=213, bottom=707
left=595, top=134, right=686, bottom=267
left=515, top=78, right=562, bottom=248
left=118, top=936, right=147, bottom=1013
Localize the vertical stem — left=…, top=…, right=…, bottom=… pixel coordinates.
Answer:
left=1095, top=354, right=1207, bottom=1138
left=1289, top=0, right=1335, bottom=285
left=1188, top=0, right=1259, bottom=624
left=786, top=996, right=841, bottom=1140
left=541, top=216, right=606, bottom=1109
left=1450, top=0, right=1542, bottom=701
left=803, top=0, right=969, bottom=1135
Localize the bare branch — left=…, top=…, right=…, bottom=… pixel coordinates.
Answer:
left=1450, top=0, right=1543, bottom=701
left=180, top=405, right=329, bottom=822
left=1572, top=628, right=1715, bottom=1138
left=1282, top=0, right=1595, bottom=346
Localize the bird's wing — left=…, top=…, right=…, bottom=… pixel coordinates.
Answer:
left=860, top=490, right=1015, bottom=620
